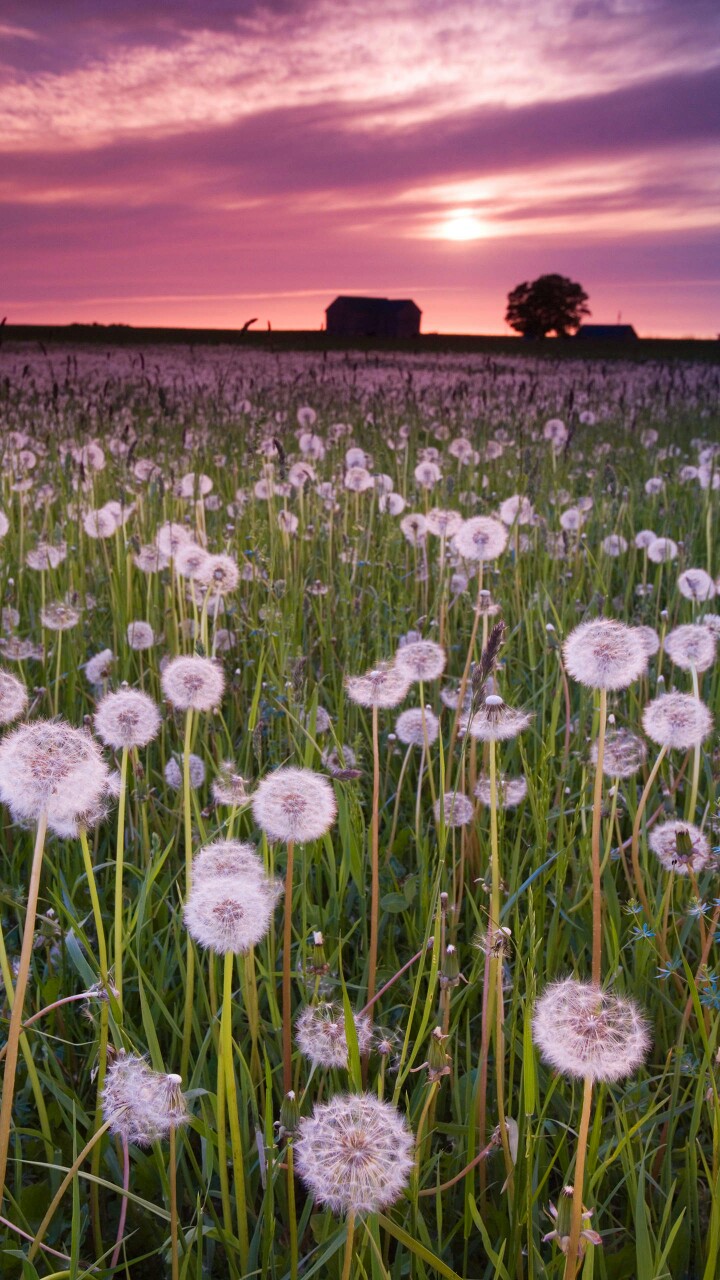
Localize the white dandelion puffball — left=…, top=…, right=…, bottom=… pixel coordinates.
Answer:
left=102, top=1053, right=188, bottom=1146
left=165, top=754, right=206, bottom=790
left=647, top=536, right=678, bottom=564
left=252, top=766, right=337, bottom=843
left=161, top=655, right=225, bottom=711
left=465, top=695, right=532, bottom=742
left=664, top=624, right=716, bottom=673
left=127, top=620, right=155, bottom=650
left=648, top=820, right=711, bottom=875
left=642, top=692, right=713, bottom=750
left=394, top=640, right=447, bottom=683
left=453, top=516, right=508, bottom=561
left=295, top=1002, right=373, bottom=1069
left=94, top=689, right=161, bottom=750
left=0, top=669, right=28, bottom=726
left=0, top=719, right=109, bottom=831
left=184, top=867, right=282, bottom=954
left=395, top=708, right=439, bottom=747
left=563, top=619, right=648, bottom=690
left=294, top=1093, right=414, bottom=1216
left=533, top=978, right=649, bottom=1083
left=345, top=663, right=412, bottom=709
left=434, top=791, right=474, bottom=827
left=678, top=568, right=715, bottom=602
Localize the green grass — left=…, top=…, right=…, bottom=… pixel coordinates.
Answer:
left=0, top=345, right=718, bottom=1279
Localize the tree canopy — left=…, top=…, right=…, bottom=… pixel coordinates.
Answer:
left=505, top=274, right=590, bottom=339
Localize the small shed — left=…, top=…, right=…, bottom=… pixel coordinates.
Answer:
left=325, top=296, right=421, bottom=339
left=575, top=324, right=638, bottom=341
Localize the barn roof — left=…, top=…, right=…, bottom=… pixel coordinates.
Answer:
left=326, top=296, right=420, bottom=313
left=575, top=324, right=638, bottom=339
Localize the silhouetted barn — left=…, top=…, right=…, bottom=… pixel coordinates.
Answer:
left=575, top=324, right=638, bottom=341
left=325, top=296, right=421, bottom=339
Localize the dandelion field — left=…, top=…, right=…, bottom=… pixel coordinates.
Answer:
left=0, top=341, right=718, bottom=1280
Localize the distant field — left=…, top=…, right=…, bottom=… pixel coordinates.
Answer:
left=2, top=322, right=720, bottom=364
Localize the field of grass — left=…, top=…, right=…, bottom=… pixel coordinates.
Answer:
left=0, top=341, right=718, bottom=1280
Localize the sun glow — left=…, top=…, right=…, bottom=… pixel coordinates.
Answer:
left=438, top=210, right=488, bottom=241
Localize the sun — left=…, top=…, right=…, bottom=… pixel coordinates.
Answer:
left=438, top=209, right=488, bottom=241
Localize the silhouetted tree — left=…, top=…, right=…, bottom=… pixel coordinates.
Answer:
left=505, top=274, right=590, bottom=339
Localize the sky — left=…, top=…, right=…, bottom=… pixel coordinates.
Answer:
left=1, top=0, right=719, bottom=336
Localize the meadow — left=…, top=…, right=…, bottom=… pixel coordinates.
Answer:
left=0, top=340, right=718, bottom=1280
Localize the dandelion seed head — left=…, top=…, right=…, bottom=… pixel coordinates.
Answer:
left=434, top=791, right=474, bottom=827
left=474, top=773, right=528, bottom=807
left=664, top=624, right=716, bottom=673
left=0, top=719, right=109, bottom=829
left=164, top=754, right=205, bottom=790
left=395, top=707, right=439, bottom=747
left=193, top=839, right=265, bottom=883
left=85, top=649, right=115, bottom=684
left=399, top=513, right=427, bottom=546
left=295, top=1002, right=373, bottom=1069
left=592, top=729, right=647, bottom=778
left=126, top=620, right=155, bottom=651
left=678, top=568, right=715, bottom=602
left=161, top=655, right=225, bottom=712
left=642, top=691, right=713, bottom=749
left=563, top=619, right=648, bottom=690
left=41, top=601, right=81, bottom=632
left=394, top=640, right=447, bottom=683
left=649, top=820, right=711, bottom=875
left=464, top=697, right=533, bottom=742
left=647, top=536, right=678, bottom=564
left=453, top=516, right=508, bottom=561
left=294, top=1093, right=414, bottom=1216
left=532, top=978, right=649, bottom=1082
left=0, top=670, right=27, bottom=726
left=102, top=1052, right=189, bottom=1146
left=345, top=662, right=411, bottom=709
left=184, top=868, right=281, bottom=953
left=94, top=689, right=161, bottom=750
left=252, top=766, right=337, bottom=843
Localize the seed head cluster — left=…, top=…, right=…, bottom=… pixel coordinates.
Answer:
left=161, top=655, right=226, bottom=711
left=0, top=719, right=109, bottom=833
left=295, top=1002, right=373, bottom=1068
left=533, top=978, right=650, bottom=1083
left=101, top=1052, right=188, bottom=1145
left=252, top=766, right=337, bottom=843
left=294, top=1093, right=414, bottom=1216
left=563, top=619, right=648, bottom=690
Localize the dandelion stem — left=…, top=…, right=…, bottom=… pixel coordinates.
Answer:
left=287, top=1142, right=298, bottom=1280
left=687, top=664, right=701, bottom=820
left=110, top=1134, right=130, bottom=1270
left=447, top=567, right=484, bottom=785
left=563, top=1076, right=593, bottom=1280
left=28, top=1120, right=112, bottom=1262
left=113, top=746, right=129, bottom=1011
left=495, top=956, right=513, bottom=1187
left=0, top=810, right=48, bottom=1211
left=590, top=687, right=607, bottom=986
left=222, top=950, right=249, bottom=1269
left=283, top=838, right=295, bottom=1094
left=341, top=1210, right=356, bottom=1280
left=169, top=1124, right=180, bottom=1280
left=181, top=709, right=195, bottom=1081
left=630, top=743, right=668, bottom=921
left=367, top=703, right=381, bottom=1017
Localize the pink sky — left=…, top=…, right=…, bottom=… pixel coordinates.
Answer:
left=1, top=1, right=719, bottom=336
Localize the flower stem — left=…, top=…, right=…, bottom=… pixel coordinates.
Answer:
left=181, top=709, right=195, bottom=1081
left=169, top=1124, right=180, bottom=1280
left=0, top=811, right=48, bottom=1211
left=563, top=1075, right=594, bottom=1280
left=341, top=1211, right=356, bottom=1280
left=283, top=838, right=295, bottom=1094
left=590, top=688, right=607, bottom=986
left=222, top=951, right=249, bottom=1270
left=367, top=703, right=380, bottom=1017
left=113, top=746, right=129, bottom=1011
left=631, top=744, right=667, bottom=920
left=110, top=1135, right=130, bottom=1269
